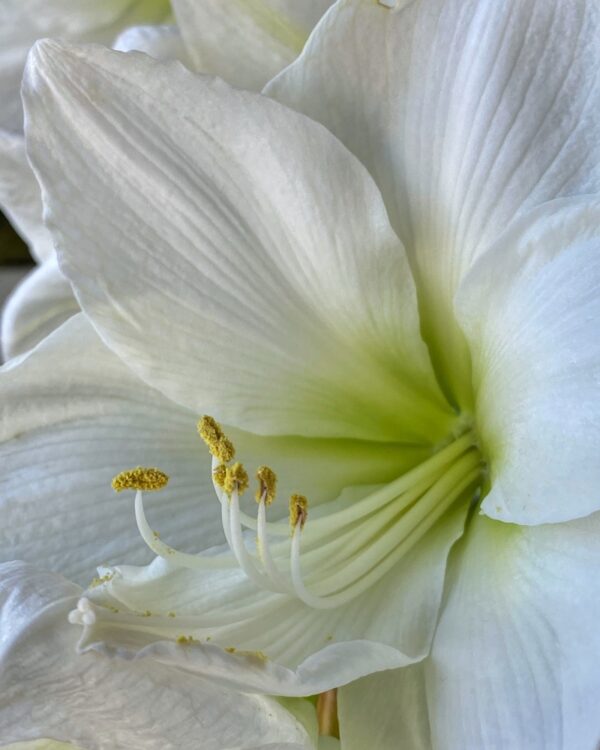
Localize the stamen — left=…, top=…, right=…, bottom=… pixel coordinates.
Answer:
left=229, top=488, right=272, bottom=588
left=232, top=431, right=477, bottom=542
left=289, top=452, right=481, bottom=609
left=257, top=494, right=292, bottom=592
left=207, top=455, right=235, bottom=549
left=223, top=462, right=249, bottom=496
left=289, top=494, right=308, bottom=531
left=112, top=467, right=169, bottom=492
left=256, top=465, right=277, bottom=505
left=213, top=463, right=227, bottom=489
left=298, top=471, right=436, bottom=571
left=108, top=421, right=484, bottom=617
left=313, top=452, right=481, bottom=597
left=298, top=432, right=475, bottom=540
left=133, top=489, right=237, bottom=569
left=197, top=415, right=235, bottom=463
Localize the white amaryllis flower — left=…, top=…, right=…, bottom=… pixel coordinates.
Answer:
left=1, top=0, right=599, bottom=746
left=0, top=0, right=333, bottom=360
left=0, top=561, right=321, bottom=749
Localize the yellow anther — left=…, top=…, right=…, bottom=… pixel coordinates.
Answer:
left=197, top=414, right=222, bottom=444
left=208, top=435, right=234, bottom=463
left=289, top=494, right=308, bottom=530
left=197, top=415, right=236, bottom=462
left=213, top=463, right=227, bottom=489
left=112, top=467, right=169, bottom=492
left=223, top=462, right=249, bottom=495
left=255, top=465, right=277, bottom=505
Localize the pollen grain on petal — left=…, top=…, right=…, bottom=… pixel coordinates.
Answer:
left=176, top=634, right=196, bottom=645
left=197, top=415, right=236, bottom=462
left=289, top=494, right=309, bottom=530
left=223, top=462, right=249, bottom=495
left=111, top=467, right=169, bottom=492
left=256, top=465, right=277, bottom=505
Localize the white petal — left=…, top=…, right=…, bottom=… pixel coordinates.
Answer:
left=338, top=665, right=431, bottom=750
left=456, top=197, right=600, bottom=524
left=113, top=24, right=192, bottom=67
left=0, top=315, right=225, bottom=583
left=0, top=132, right=52, bottom=262
left=24, top=40, right=453, bottom=443
left=0, top=562, right=313, bottom=749
left=0, top=0, right=171, bottom=131
left=1, top=742, right=82, bottom=750
left=171, top=0, right=333, bottom=89
left=2, top=257, right=78, bottom=359
left=268, top=0, right=600, bottom=405
left=427, top=513, right=600, bottom=750
left=77, top=502, right=468, bottom=695
left=278, top=698, right=318, bottom=748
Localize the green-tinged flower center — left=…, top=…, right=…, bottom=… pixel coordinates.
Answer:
left=89, top=415, right=484, bottom=616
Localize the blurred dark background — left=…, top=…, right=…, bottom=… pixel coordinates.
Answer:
left=0, top=210, right=34, bottom=318
left=0, top=211, right=30, bottom=264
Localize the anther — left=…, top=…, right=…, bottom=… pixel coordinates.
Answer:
left=223, top=462, right=249, bottom=495
left=256, top=465, right=277, bottom=505
left=213, top=463, right=227, bottom=489
left=112, top=467, right=169, bottom=492
left=289, top=494, right=308, bottom=531
left=197, top=415, right=235, bottom=462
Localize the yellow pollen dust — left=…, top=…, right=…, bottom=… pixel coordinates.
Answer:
left=176, top=635, right=196, bottom=645
left=112, top=467, right=169, bottom=492
left=223, top=462, right=249, bottom=495
left=256, top=465, right=277, bottom=505
left=197, top=415, right=235, bottom=463
left=88, top=573, right=114, bottom=589
left=289, top=494, right=308, bottom=530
